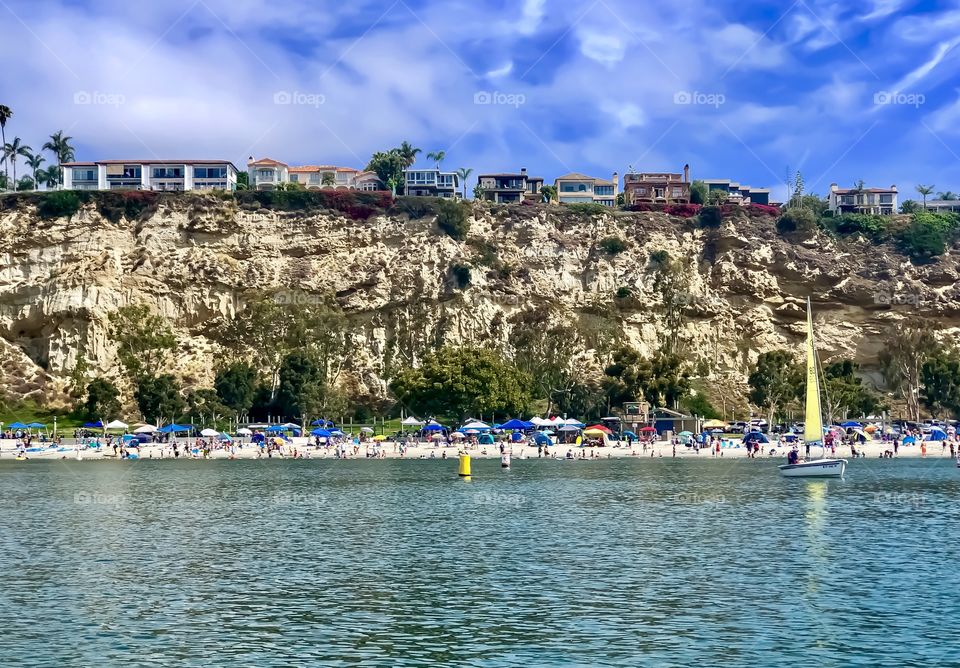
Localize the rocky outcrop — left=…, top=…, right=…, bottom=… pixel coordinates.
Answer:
left=0, top=193, right=958, bottom=407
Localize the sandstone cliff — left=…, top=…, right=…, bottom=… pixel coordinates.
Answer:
left=0, top=193, right=957, bottom=409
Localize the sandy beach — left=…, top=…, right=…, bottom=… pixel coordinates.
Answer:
left=2, top=438, right=956, bottom=461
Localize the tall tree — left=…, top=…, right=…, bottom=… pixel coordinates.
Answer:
left=390, top=346, right=531, bottom=420
left=109, top=304, right=177, bottom=380
left=426, top=150, right=446, bottom=169
left=214, top=361, right=258, bottom=415
left=821, top=360, right=882, bottom=422
left=84, top=378, right=122, bottom=421
left=397, top=141, right=421, bottom=168
left=879, top=322, right=939, bottom=421
left=540, top=184, right=557, bottom=203
left=2, top=137, right=31, bottom=185
left=25, top=152, right=44, bottom=191
left=748, top=350, right=803, bottom=426
left=689, top=179, right=708, bottom=205
left=0, top=105, right=11, bottom=188
left=603, top=347, right=691, bottom=411
left=321, top=171, right=336, bottom=187
left=915, top=184, right=935, bottom=210
left=134, top=374, right=185, bottom=424
left=42, top=130, right=75, bottom=189
left=920, top=349, right=960, bottom=419
left=366, top=151, right=406, bottom=195
left=456, top=167, right=472, bottom=199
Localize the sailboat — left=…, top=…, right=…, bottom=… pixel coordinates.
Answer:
left=778, top=299, right=848, bottom=478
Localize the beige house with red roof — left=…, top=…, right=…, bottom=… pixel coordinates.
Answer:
left=247, top=158, right=382, bottom=191
left=828, top=183, right=898, bottom=215
left=554, top=172, right=618, bottom=206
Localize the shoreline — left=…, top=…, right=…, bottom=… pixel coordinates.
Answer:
left=2, top=439, right=956, bottom=462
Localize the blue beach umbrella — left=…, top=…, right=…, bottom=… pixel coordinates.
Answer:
left=311, top=428, right=331, bottom=437
left=841, top=421, right=862, bottom=428
left=423, top=423, right=445, bottom=432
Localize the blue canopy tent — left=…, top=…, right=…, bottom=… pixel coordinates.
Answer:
left=534, top=432, right=553, bottom=446
left=311, top=419, right=336, bottom=427
left=26, top=422, right=46, bottom=428
left=423, top=424, right=445, bottom=432
left=158, top=424, right=191, bottom=433
left=499, top=419, right=532, bottom=431
left=8, top=421, right=28, bottom=429
left=251, top=433, right=265, bottom=442
left=265, top=424, right=288, bottom=432
left=927, top=428, right=947, bottom=441
left=82, top=421, right=103, bottom=428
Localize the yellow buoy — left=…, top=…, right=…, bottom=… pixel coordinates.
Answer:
left=458, top=452, right=471, bottom=477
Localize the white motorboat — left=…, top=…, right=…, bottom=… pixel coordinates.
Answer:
left=779, top=299, right=848, bottom=479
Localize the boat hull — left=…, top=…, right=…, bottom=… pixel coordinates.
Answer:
left=778, top=458, right=847, bottom=478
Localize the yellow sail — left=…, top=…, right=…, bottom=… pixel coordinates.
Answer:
left=803, top=298, right=823, bottom=444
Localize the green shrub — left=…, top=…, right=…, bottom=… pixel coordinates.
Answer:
left=697, top=205, right=722, bottom=228
left=436, top=199, right=471, bottom=240
left=649, top=249, right=670, bottom=265
left=450, top=262, right=471, bottom=288
left=776, top=207, right=817, bottom=234
left=831, top=213, right=888, bottom=240
left=897, top=220, right=947, bottom=262
left=37, top=190, right=85, bottom=219
left=615, top=286, right=632, bottom=299
left=567, top=202, right=609, bottom=216
left=599, top=236, right=627, bottom=255
left=392, top=196, right=438, bottom=219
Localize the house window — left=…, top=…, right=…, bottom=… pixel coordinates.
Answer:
left=152, top=167, right=183, bottom=179
left=73, top=168, right=97, bottom=181
left=671, top=187, right=683, bottom=198
left=879, top=194, right=893, bottom=204
left=595, top=185, right=613, bottom=196
left=290, top=174, right=299, bottom=182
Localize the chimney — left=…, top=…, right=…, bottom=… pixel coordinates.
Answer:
left=683, top=164, right=690, bottom=183
left=891, top=185, right=897, bottom=192
left=613, top=171, right=619, bottom=197
left=829, top=183, right=838, bottom=192
left=520, top=167, right=527, bottom=176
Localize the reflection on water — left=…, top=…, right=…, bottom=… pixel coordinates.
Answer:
left=0, top=458, right=958, bottom=667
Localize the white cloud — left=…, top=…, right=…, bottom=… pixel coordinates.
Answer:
left=709, top=24, right=786, bottom=70
left=926, top=91, right=960, bottom=135
left=579, top=31, right=626, bottom=66
left=601, top=101, right=646, bottom=129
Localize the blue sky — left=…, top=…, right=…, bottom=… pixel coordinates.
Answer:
left=3, top=0, right=960, bottom=200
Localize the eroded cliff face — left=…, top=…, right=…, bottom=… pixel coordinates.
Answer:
left=1, top=194, right=958, bottom=408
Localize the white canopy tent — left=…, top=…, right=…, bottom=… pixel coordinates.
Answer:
left=401, top=417, right=425, bottom=426
left=236, top=428, right=253, bottom=435
left=133, top=424, right=157, bottom=434
left=105, top=420, right=129, bottom=430
left=200, top=428, right=220, bottom=437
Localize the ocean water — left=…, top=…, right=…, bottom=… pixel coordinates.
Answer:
left=1, top=457, right=957, bottom=667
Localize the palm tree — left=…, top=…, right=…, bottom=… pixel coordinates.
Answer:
left=2, top=137, right=32, bottom=186
left=426, top=151, right=446, bottom=170
left=397, top=141, right=421, bottom=168
left=540, top=184, right=557, bottom=203
left=42, top=130, right=75, bottom=189
left=0, top=105, right=11, bottom=188
left=456, top=167, right=472, bottom=198
left=36, top=166, right=59, bottom=190
left=915, top=184, right=934, bottom=210
left=25, top=152, right=45, bottom=191
left=936, top=191, right=957, bottom=201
